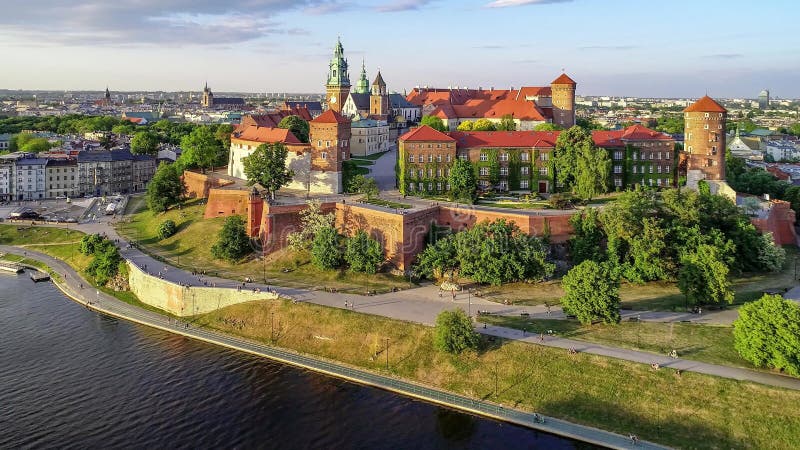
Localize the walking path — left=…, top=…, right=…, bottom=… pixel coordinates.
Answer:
left=2, top=245, right=664, bottom=450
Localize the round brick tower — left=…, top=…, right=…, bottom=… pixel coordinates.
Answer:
left=683, top=95, right=727, bottom=181
left=551, top=73, right=576, bottom=128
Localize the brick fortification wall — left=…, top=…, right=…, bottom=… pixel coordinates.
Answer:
left=127, top=261, right=277, bottom=316
left=751, top=200, right=797, bottom=246
left=184, top=170, right=234, bottom=199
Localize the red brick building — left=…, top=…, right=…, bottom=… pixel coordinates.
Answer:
left=684, top=96, right=727, bottom=181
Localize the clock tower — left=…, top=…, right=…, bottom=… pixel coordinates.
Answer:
left=325, top=37, right=351, bottom=113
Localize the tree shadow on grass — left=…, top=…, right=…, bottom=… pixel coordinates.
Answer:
left=539, top=394, right=743, bottom=449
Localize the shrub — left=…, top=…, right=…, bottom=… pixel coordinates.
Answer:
left=344, top=230, right=383, bottom=274
left=560, top=260, right=621, bottom=325
left=311, top=226, right=342, bottom=270
left=210, top=216, right=251, bottom=262
left=733, top=294, right=800, bottom=376
left=434, top=310, right=478, bottom=354
left=158, top=220, right=177, bottom=240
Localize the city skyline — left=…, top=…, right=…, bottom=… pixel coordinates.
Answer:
left=1, top=0, right=798, bottom=98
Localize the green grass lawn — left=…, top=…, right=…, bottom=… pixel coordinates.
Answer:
left=192, top=298, right=800, bottom=450
left=477, top=315, right=756, bottom=369
left=116, top=200, right=414, bottom=294
left=362, top=198, right=413, bottom=209
left=476, top=246, right=799, bottom=311
left=352, top=150, right=389, bottom=161
left=476, top=200, right=549, bottom=210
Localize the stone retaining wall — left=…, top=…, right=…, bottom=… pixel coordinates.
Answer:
left=127, top=261, right=277, bottom=316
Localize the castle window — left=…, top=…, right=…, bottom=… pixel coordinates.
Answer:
left=480, top=153, right=488, bottom=161
left=539, top=167, right=548, bottom=176
left=428, top=168, right=433, bottom=177
left=408, top=183, right=414, bottom=191
left=614, top=165, right=622, bottom=174
left=500, top=167, right=508, bottom=176
left=711, top=146, right=717, bottom=155
left=480, top=167, right=489, bottom=176
left=704, top=113, right=709, bottom=118
left=446, top=154, right=451, bottom=162
left=437, top=154, right=442, bottom=162
left=540, top=153, right=549, bottom=161
left=428, top=154, right=433, bottom=162
left=437, top=182, right=442, bottom=191
left=649, top=178, right=654, bottom=186
left=657, top=178, right=662, bottom=186
left=520, top=180, right=529, bottom=189
left=521, top=153, right=529, bottom=161
left=499, top=153, right=508, bottom=162
left=446, top=182, right=451, bottom=190
left=342, top=151, right=346, bottom=159
left=428, top=182, right=433, bottom=190
left=459, top=154, right=467, bottom=161
left=437, top=168, right=443, bottom=177
left=419, top=182, right=424, bottom=190
left=665, top=165, right=671, bottom=173
left=613, top=151, right=623, bottom=160
left=657, top=165, right=662, bottom=174
left=633, top=166, right=637, bottom=174
left=614, top=178, right=623, bottom=187
left=521, top=166, right=529, bottom=175
left=409, top=154, right=415, bottom=162
left=321, top=152, right=327, bottom=160
left=704, top=124, right=709, bottom=130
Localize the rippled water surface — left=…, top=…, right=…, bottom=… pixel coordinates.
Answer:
left=0, top=273, right=587, bottom=449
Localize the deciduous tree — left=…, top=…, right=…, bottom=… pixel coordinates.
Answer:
left=420, top=115, right=447, bottom=132
left=210, top=215, right=251, bottom=262
left=344, top=230, right=383, bottom=274
left=448, top=159, right=477, bottom=203
left=131, top=131, right=160, bottom=155
left=434, top=309, right=478, bottom=354
left=561, top=260, right=621, bottom=325
left=277, top=115, right=310, bottom=143
left=179, top=126, right=224, bottom=173
left=733, top=294, right=800, bottom=376
left=146, top=163, right=186, bottom=213
left=677, top=244, right=733, bottom=306
left=242, top=142, right=294, bottom=201
left=311, top=225, right=342, bottom=270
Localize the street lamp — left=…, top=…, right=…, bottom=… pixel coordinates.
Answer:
left=271, top=312, right=275, bottom=343
left=385, top=338, right=390, bottom=370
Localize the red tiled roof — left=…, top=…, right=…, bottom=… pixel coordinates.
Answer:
left=399, top=125, right=455, bottom=142
left=551, top=73, right=577, bottom=86
left=684, top=95, right=727, bottom=113
left=232, top=126, right=302, bottom=145
left=448, top=131, right=559, bottom=148
left=451, top=99, right=547, bottom=121
left=312, top=109, right=350, bottom=124
left=591, top=125, right=673, bottom=147
left=515, top=86, right=551, bottom=99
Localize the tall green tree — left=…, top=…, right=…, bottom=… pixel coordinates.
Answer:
left=214, top=124, right=235, bottom=149
left=130, top=131, right=160, bottom=155
left=420, top=115, right=448, bottom=132
left=414, top=236, right=459, bottom=281
left=242, top=142, right=294, bottom=201
left=733, top=294, right=800, bottom=376
left=146, top=163, right=186, bottom=213
left=574, top=145, right=610, bottom=200
left=677, top=244, right=733, bottom=306
left=553, top=126, right=594, bottom=192
left=179, top=126, right=224, bottom=173
left=568, top=209, right=604, bottom=264
left=561, top=260, right=621, bottom=325
left=210, top=215, right=251, bottom=262
left=434, top=309, right=479, bottom=354
left=344, top=230, right=383, bottom=274
left=287, top=199, right=335, bottom=251
left=349, top=174, right=379, bottom=200
left=277, top=115, right=310, bottom=143
left=311, top=225, right=342, bottom=270
left=85, top=238, right=121, bottom=286
left=448, top=159, right=477, bottom=203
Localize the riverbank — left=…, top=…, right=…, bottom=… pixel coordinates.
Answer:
left=6, top=247, right=800, bottom=448
left=1, top=246, right=662, bottom=449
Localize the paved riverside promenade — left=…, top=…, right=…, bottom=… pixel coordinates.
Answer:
left=3, top=245, right=665, bottom=450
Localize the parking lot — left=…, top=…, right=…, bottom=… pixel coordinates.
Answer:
left=0, top=196, right=128, bottom=223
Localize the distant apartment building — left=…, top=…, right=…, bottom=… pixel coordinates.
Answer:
left=350, top=119, right=390, bottom=157
left=45, top=159, right=80, bottom=199
left=77, top=149, right=155, bottom=196
left=0, top=133, right=12, bottom=151
left=15, top=157, right=47, bottom=200
left=398, top=124, right=674, bottom=196
left=0, top=152, right=30, bottom=201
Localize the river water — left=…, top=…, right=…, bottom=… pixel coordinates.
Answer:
left=0, top=273, right=588, bottom=449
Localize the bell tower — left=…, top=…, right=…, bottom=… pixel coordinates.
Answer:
left=325, top=37, right=351, bottom=113
left=370, top=70, right=388, bottom=117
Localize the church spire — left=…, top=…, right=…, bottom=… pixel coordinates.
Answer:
left=354, top=58, right=369, bottom=94
left=327, top=37, right=350, bottom=88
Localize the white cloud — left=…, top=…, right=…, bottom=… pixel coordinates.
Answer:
left=486, top=0, right=572, bottom=8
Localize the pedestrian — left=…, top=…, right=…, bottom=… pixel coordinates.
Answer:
left=539, top=333, right=544, bottom=342
left=522, top=327, right=526, bottom=337
left=545, top=303, right=551, bottom=316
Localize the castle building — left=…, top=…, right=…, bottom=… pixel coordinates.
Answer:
left=683, top=95, right=727, bottom=182
left=405, top=73, right=576, bottom=131
left=398, top=124, right=674, bottom=196
left=325, top=38, right=351, bottom=113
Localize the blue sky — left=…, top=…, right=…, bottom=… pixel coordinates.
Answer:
left=1, top=0, right=798, bottom=98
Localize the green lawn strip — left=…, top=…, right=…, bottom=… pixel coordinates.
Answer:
left=362, top=198, right=413, bottom=209
left=192, top=299, right=800, bottom=449
left=115, top=201, right=414, bottom=293
left=348, top=158, right=375, bottom=166
left=355, top=150, right=389, bottom=161
left=476, top=200, right=549, bottom=210
left=476, top=315, right=760, bottom=370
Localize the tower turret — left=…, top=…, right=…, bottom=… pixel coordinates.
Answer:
left=325, top=37, right=351, bottom=113
left=684, top=95, right=727, bottom=181
left=370, top=70, right=388, bottom=117
left=550, top=73, right=576, bottom=128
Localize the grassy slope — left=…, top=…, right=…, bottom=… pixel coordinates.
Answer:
left=478, top=316, right=750, bottom=369
left=193, top=298, right=800, bottom=450
left=115, top=200, right=413, bottom=293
